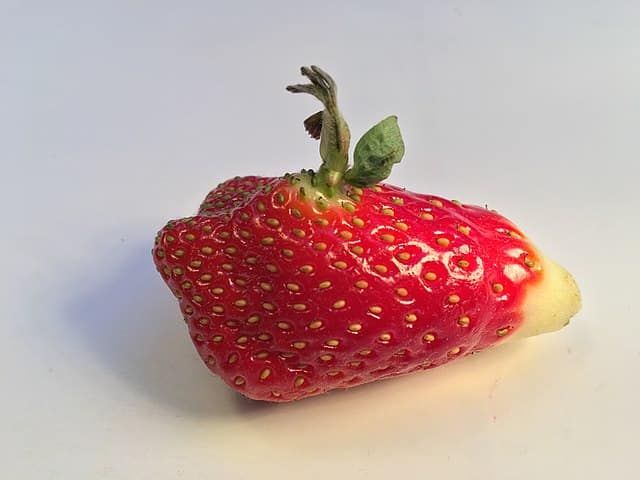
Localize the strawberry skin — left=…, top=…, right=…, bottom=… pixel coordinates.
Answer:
left=152, top=65, right=581, bottom=402
left=153, top=176, right=570, bottom=402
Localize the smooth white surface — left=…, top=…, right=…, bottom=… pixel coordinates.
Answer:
left=2, top=1, right=638, bottom=478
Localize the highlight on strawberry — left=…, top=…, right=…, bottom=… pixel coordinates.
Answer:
left=152, top=65, right=581, bottom=402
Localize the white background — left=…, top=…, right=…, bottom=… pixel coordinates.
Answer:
left=2, top=1, right=638, bottom=478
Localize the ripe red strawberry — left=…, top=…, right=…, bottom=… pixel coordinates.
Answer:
left=152, top=66, right=581, bottom=402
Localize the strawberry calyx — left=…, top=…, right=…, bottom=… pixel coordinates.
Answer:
left=287, top=66, right=405, bottom=197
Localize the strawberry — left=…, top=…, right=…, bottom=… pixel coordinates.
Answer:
left=152, top=66, right=581, bottom=402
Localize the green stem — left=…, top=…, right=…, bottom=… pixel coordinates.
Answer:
left=286, top=66, right=351, bottom=197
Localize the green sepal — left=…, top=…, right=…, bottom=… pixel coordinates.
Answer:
left=344, top=116, right=404, bottom=187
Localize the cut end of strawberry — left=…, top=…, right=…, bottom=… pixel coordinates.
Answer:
left=512, top=255, right=582, bottom=340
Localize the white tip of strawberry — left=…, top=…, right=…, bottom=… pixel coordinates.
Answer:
left=513, top=256, right=582, bottom=340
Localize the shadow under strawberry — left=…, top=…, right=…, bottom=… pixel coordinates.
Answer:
left=65, top=241, right=270, bottom=417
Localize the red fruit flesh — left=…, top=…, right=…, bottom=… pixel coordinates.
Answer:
left=153, top=176, right=543, bottom=402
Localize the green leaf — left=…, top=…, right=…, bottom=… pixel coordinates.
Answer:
left=344, top=116, right=405, bottom=187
